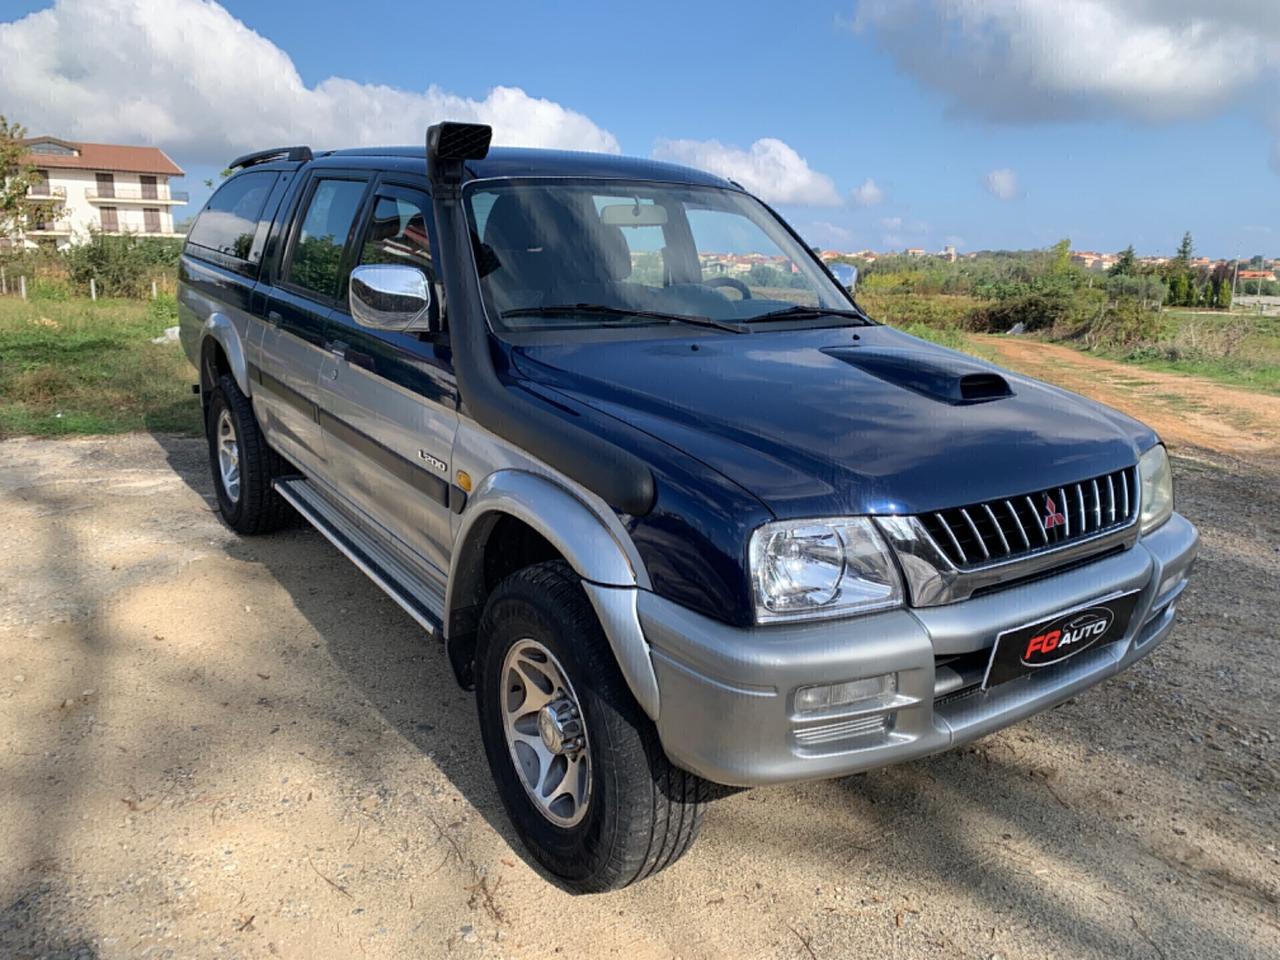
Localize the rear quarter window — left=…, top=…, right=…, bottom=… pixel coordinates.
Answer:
left=186, top=171, right=280, bottom=264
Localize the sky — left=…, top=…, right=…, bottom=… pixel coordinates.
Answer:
left=2, top=0, right=1277, bottom=258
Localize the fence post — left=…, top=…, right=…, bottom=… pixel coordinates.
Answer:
left=151, top=280, right=158, bottom=299
left=19, top=275, right=27, bottom=301
left=90, top=278, right=97, bottom=301
left=1, top=267, right=6, bottom=295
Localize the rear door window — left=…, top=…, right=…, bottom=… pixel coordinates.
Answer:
left=186, top=171, right=279, bottom=263
left=285, top=178, right=367, bottom=300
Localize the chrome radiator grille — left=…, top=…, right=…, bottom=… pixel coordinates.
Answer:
left=918, top=467, right=1136, bottom=568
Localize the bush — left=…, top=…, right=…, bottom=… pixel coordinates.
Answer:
left=1076, top=298, right=1162, bottom=350
left=63, top=232, right=181, bottom=298
left=966, top=290, right=1077, bottom=333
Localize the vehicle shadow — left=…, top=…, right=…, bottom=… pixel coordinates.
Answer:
left=149, top=432, right=533, bottom=862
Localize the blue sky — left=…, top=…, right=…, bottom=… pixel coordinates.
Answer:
left=3, top=0, right=1278, bottom=258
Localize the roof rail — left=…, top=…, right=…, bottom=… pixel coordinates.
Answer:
left=228, top=145, right=313, bottom=170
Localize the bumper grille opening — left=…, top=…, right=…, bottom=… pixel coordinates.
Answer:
left=934, top=649, right=990, bottom=704
left=793, top=714, right=889, bottom=747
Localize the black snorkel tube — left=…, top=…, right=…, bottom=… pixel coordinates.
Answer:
left=426, top=122, right=656, bottom=517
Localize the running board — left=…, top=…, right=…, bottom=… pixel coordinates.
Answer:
left=275, top=478, right=445, bottom=637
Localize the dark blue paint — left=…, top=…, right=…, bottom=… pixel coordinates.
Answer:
left=508, top=324, right=1157, bottom=521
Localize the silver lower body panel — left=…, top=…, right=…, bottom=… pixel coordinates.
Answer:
left=641, top=513, right=1198, bottom=787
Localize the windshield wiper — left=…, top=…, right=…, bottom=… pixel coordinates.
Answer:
left=745, top=304, right=874, bottom=325
left=500, top=303, right=749, bottom=334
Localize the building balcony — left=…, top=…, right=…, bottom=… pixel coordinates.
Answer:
left=27, top=220, right=73, bottom=237
left=27, top=185, right=67, bottom=199
left=86, top=188, right=189, bottom=204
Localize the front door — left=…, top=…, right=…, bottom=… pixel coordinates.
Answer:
left=317, top=182, right=458, bottom=575
left=257, top=174, right=370, bottom=481
left=95, top=172, right=114, bottom=199
left=140, top=175, right=158, bottom=200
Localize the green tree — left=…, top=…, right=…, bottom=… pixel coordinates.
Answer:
left=0, top=115, right=38, bottom=240
left=1175, top=231, right=1193, bottom=263
left=1050, top=238, right=1072, bottom=275
left=1108, top=245, right=1137, bottom=277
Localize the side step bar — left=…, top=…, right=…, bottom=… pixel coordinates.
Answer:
left=275, top=478, right=445, bottom=637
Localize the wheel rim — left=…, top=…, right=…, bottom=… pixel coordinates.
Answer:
left=500, top=638, right=592, bottom=828
left=216, top=408, right=241, bottom=504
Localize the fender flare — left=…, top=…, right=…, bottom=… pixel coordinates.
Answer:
left=444, top=469, right=660, bottom=719
left=199, top=313, right=251, bottom=397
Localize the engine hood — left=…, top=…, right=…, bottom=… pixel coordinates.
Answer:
left=508, top=325, right=1157, bottom=519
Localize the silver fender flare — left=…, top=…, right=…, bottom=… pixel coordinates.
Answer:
left=445, top=469, right=660, bottom=719
left=200, top=313, right=251, bottom=397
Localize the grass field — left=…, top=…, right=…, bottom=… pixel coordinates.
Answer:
left=1112, top=308, right=1280, bottom=394
left=0, top=296, right=200, bottom=438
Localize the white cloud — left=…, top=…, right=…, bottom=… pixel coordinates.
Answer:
left=879, top=216, right=903, bottom=229
left=984, top=168, right=1019, bottom=200
left=851, top=177, right=884, bottom=206
left=855, top=0, right=1280, bottom=171
left=0, top=0, right=620, bottom=164
left=652, top=137, right=841, bottom=206
left=856, top=1, right=1280, bottom=121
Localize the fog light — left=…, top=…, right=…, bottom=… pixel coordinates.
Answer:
left=795, top=673, right=897, bottom=713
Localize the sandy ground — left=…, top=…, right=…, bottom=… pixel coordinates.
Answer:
left=1, top=363, right=1278, bottom=958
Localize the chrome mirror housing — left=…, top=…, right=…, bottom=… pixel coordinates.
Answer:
left=349, top=264, right=438, bottom=334
left=828, top=262, right=858, bottom=292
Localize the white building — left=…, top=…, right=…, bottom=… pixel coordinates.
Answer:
left=14, top=136, right=187, bottom=249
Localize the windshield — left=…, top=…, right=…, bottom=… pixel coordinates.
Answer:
left=463, top=179, right=860, bottom=334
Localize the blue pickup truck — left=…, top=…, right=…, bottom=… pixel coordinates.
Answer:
left=178, top=123, right=1198, bottom=892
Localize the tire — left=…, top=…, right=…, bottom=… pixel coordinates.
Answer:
left=475, top=560, right=709, bottom=893
left=205, top=374, right=292, bottom=535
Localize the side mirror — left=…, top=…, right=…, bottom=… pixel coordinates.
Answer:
left=349, top=264, right=439, bottom=334
left=829, top=262, right=858, bottom=292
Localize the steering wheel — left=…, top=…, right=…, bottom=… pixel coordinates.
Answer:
left=703, top=276, right=752, bottom=300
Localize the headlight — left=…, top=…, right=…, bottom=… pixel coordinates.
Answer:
left=749, top=518, right=902, bottom=623
left=1138, top=444, right=1174, bottom=534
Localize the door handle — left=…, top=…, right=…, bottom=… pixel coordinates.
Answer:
left=267, top=310, right=282, bottom=325
left=326, top=340, right=349, bottom=360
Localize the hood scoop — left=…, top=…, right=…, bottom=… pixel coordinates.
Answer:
left=822, top=346, right=1013, bottom=405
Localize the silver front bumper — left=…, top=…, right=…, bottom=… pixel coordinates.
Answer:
left=640, top=513, right=1198, bottom=787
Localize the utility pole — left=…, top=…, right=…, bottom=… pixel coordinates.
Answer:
left=1231, top=257, right=1239, bottom=305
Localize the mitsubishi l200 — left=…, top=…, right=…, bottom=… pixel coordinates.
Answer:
left=178, top=123, right=1198, bottom=892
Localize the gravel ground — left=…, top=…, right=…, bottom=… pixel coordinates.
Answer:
left=0, top=433, right=1276, bottom=960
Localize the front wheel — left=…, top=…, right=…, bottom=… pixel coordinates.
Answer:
left=475, top=561, right=709, bottom=893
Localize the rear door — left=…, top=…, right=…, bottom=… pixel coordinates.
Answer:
left=316, top=179, right=459, bottom=574
left=257, top=172, right=370, bottom=480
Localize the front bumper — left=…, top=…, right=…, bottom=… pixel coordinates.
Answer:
left=640, top=512, right=1198, bottom=787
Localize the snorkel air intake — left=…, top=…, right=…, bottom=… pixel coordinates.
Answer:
left=426, top=122, right=656, bottom=516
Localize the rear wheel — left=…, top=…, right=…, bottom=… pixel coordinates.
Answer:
left=205, top=374, right=292, bottom=535
left=475, top=560, right=709, bottom=893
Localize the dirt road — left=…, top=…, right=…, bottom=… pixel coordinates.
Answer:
left=1, top=422, right=1277, bottom=957
left=980, top=336, right=1280, bottom=463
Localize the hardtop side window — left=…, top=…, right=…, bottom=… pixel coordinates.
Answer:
left=187, top=171, right=279, bottom=262
left=285, top=178, right=367, bottom=300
